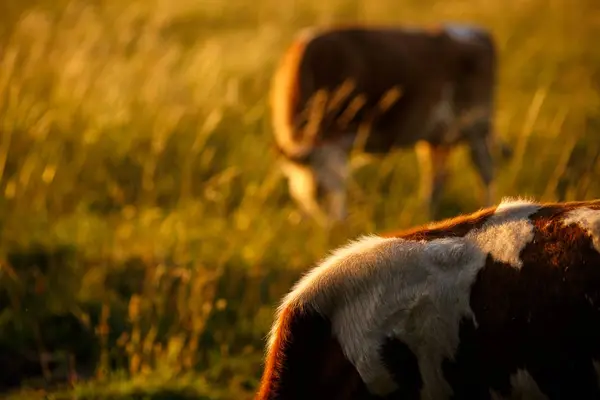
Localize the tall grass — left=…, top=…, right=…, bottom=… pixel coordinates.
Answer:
left=0, top=0, right=599, bottom=397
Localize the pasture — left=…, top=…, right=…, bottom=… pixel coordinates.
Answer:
left=0, top=0, right=598, bottom=398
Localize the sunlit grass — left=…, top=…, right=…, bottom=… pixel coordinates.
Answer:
left=0, top=0, right=599, bottom=397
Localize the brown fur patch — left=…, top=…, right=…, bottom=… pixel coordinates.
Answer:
left=255, top=306, right=293, bottom=400
left=385, top=199, right=600, bottom=242
left=271, top=24, right=498, bottom=155
left=531, top=199, right=600, bottom=220
left=444, top=199, right=600, bottom=398
left=269, top=29, right=314, bottom=161
left=270, top=35, right=307, bottom=125
left=255, top=305, right=369, bottom=400
left=259, top=199, right=600, bottom=398
left=382, top=205, right=497, bottom=241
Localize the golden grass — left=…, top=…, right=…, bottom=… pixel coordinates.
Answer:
left=0, top=0, right=599, bottom=397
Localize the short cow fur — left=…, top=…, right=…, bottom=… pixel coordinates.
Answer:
left=257, top=198, right=600, bottom=399
left=270, top=24, right=512, bottom=226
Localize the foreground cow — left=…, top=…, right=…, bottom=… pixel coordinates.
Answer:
left=270, top=24, right=512, bottom=226
left=256, top=197, right=600, bottom=399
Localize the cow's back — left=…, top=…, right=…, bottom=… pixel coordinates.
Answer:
left=258, top=198, right=600, bottom=399
left=282, top=25, right=496, bottom=152
left=297, top=27, right=458, bottom=146
left=443, top=24, right=497, bottom=120
left=298, top=27, right=450, bottom=98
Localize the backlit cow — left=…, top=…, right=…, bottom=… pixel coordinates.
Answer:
left=270, top=24, right=512, bottom=226
left=256, top=197, right=600, bottom=399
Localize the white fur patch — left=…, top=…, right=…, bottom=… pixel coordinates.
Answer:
left=278, top=234, right=488, bottom=397
left=497, top=196, right=538, bottom=211
left=311, top=143, right=350, bottom=221
left=562, top=207, right=600, bottom=252
left=443, top=23, right=483, bottom=43
left=310, top=143, right=350, bottom=191
left=280, top=159, right=314, bottom=199
left=267, top=198, right=545, bottom=398
left=267, top=235, right=398, bottom=351
left=280, top=158, right=329, bottom=225
left=466, top=198, right=540, bottom=269
left=279, top=142, right=351, bottom=224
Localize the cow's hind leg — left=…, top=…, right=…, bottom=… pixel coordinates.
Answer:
left=416, top=141, right=452, bottom=220
left=468, top=135, right=495, bottom=207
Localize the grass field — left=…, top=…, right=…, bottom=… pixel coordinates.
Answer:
left=0, top=0, right=599, bottom=398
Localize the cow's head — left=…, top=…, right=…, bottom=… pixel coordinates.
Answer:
left=276, top=140, right=352, bottom=227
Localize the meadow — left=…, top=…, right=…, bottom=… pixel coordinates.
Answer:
left=0, top=0, right=599, bottom=398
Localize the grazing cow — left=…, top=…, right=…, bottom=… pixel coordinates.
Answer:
left=256, top=197, right=600, bottom=399
left=270, top=23, right=512, bottom=226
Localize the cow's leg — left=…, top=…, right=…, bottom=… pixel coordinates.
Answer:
left=415, top=141, right=452, bottom=219
left=280, top=159, right=330, bottom=226
left=415, top=141, right=433, bottom=207
left=468, top=135, right=495, bottom=207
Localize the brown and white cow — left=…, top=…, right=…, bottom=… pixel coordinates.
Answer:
left=270, top=24, right=512, bottom=226
left=256, top=197, right=600, bottom=399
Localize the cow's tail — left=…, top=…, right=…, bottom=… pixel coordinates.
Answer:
left=270, top=28, right=319, bottom=163
left=255, top=302, right=333, bottom=400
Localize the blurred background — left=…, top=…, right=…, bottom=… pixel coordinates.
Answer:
left=0, top=0, right=598, bottom=398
